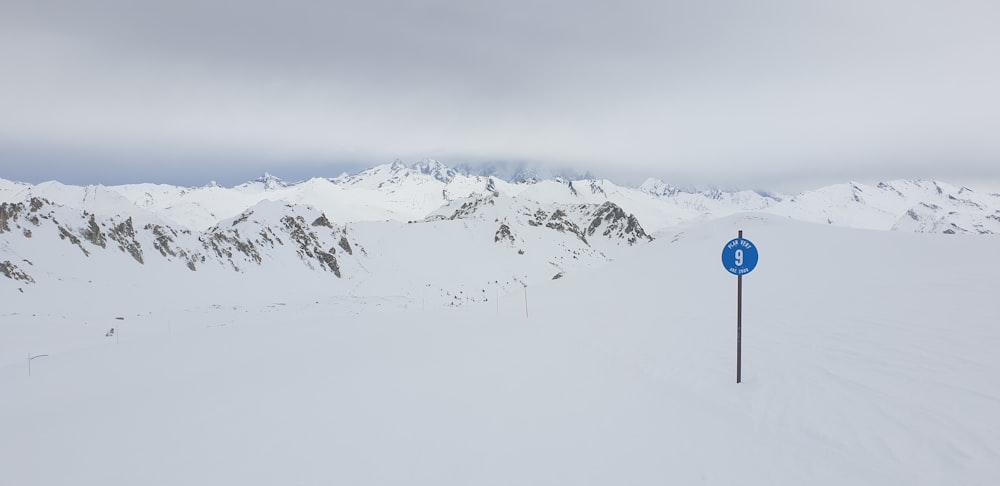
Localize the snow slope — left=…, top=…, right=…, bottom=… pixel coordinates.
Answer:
left=1, top=214, right=998, bottom=485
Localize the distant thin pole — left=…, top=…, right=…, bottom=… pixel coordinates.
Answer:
left=28, top=353, right=49, bottom=377
left=523, top=285, right=529, bottom=319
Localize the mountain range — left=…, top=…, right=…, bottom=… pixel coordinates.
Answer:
left=2, top=160, right=998, bottom=303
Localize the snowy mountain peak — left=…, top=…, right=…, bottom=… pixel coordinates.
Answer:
left=410, top=159, right=458, bottom=183
left=334, top=160, right=447, bottom=192
left=638, top=178, right=677, bottom=197
left=389, top=159, right=408, bottom=171
left=588, top=180, right=607, bottom=196
left=253, top=172, right=289, bottom=191
left=510, top=170, right=539, bottom=185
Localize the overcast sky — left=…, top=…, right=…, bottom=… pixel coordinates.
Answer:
left=1, top=0, right=998, bottom=190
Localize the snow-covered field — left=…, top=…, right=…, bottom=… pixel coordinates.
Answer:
left=3, top=213, right=998, bottom=485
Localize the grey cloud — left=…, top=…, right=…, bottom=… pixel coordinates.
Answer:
left=1, top=0, right=998, bottom=189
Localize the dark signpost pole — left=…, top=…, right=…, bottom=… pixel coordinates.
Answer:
left=722, top=230, right=758, bottom=384
left=737, top=230, right=743, bottom=383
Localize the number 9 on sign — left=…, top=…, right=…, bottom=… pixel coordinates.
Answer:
left=722, top=238, right=758, bottom=276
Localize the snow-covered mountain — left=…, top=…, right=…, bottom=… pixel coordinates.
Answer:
left=4, top=161, right=997, bottom=235
left=0, top=184, right=653, bottom=305
left=766, top=180, right=1000, bottom=234
left=637, top=177, right=1000, bottom=235
left=2, top=161, right=999, bottom=299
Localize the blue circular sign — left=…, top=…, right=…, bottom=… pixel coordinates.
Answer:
left=722, top=238, right=759, bottom=276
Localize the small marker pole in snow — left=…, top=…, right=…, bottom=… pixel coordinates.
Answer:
left=523, top=284, right=529, bottom=319
left=722, top=229, right=759, bottom=384
left=28, top=353, right=49, bottom=377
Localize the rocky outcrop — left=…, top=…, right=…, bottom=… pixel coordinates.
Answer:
left=0, top=202, right=24, bottom=233
left=494, top=222, right=515, bottom=245
left=58, top=225, right=90, bottom=256
left=586, top=202, right=653, bottom=245
left=144, top=205, right=358, bottom=276
left=432, top=194, right=654, bottom=251
left=528, top=208, right=588, bottom=243
left=145, top=224, right=201, bottom=270
left=339, top=236, right=353, bottom=255
left=200, top=231, right=262, bottom=271
left=108, top=217, right=144, bottom=264
left=589, top=180, right=606, bottom=196
left=316, top=248, right=341, bottom=277
left=0, top=260, right=33, bottom=283
left=29, top=197, right=46, bottom=212
left=280, top=215, right=342, bottom=275
left=165, top=205, right=355, bottom=276
left=80, top=214, right=107, bottom=249
left=312, top=215, right=333, bottom=228
left=437, top=195, right=497, bottom=221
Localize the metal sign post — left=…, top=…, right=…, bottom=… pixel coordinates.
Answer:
left=721, top=230, right=759, bottom=384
